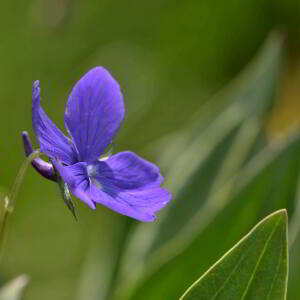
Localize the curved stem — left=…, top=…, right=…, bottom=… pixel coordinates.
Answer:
left=8, top=150, right=41, bottom=210
left=0, top=150, right=42, bottom=258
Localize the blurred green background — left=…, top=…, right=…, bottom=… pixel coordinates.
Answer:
left=1, top=0, right=300, bottom=299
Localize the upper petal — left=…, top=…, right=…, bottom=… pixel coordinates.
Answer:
left=64, top=67, right=125, bottom=164
left=32, top=81, right=77, bottom=165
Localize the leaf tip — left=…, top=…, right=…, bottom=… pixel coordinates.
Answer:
left=270, top=208, right=288, bottom=223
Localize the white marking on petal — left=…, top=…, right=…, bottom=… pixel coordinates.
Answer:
left=87, top=165, right=96, bottom=177
left=87, top=165, right=103, bottom=189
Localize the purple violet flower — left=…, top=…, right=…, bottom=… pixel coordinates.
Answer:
left=28, top=67, right=171, bottom=222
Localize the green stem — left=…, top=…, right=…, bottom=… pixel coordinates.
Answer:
left=0, top=150, right=41, bottom=258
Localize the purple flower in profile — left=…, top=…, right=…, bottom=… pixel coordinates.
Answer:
left=28, top=67, right=171, bottom=222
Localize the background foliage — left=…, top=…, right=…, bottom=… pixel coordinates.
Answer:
left=0, top=0, right=300, bottom=299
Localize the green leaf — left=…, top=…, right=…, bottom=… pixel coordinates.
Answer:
left=0, top=275, right=29, bottom=300
left=180, top=210, right=288, bottom=300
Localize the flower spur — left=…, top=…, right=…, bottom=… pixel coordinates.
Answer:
left=23, top=67, right=171, bottom=222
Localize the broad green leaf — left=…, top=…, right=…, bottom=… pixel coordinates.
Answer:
left=180, top=210, right=288, bottom=300
left=0, top=275, right=29, bottom=300
left=116, top=132, right=300, bottom=300
left=114, top=33, right=283, bottom=299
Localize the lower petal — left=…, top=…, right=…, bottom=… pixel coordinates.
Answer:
left=52, top=160, right=96, bottom=209
left=73, top=186, right=96, bottom=210
left=89, top=183, right=171, bottom=222
left=53, top=152, right=172, bottom=221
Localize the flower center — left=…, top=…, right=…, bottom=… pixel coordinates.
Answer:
left=87, top=165, right=97, bottom=177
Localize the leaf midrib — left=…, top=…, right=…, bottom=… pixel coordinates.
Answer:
left=240, top=217, right=281, bottom=300
left=210, top=247, right=251, bottom=299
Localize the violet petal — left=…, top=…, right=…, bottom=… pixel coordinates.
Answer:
left=88, top=151, right=170, bottom=221
left=91, top=151, right=163, bottom=190
left=32, top=80, right=77, bottom=165
left=90, top=184, right=171, bottom=222
left=64, top=67, right=124, bottom=164
left=52, top=160, right=96, bottom=209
